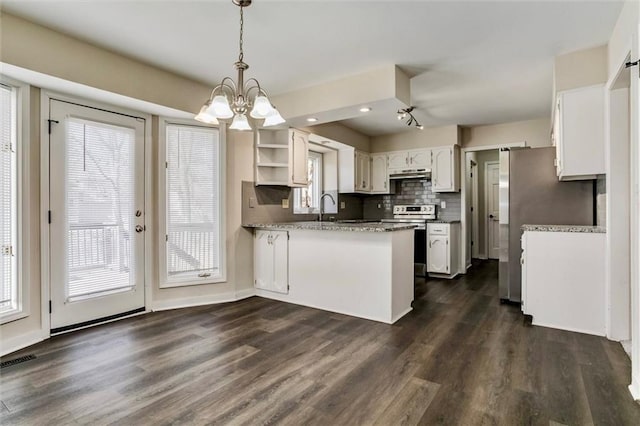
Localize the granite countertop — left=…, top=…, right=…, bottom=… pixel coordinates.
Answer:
left=521, top=224, right=606, bottom=233
left=243, top=222, right=417, bottom=232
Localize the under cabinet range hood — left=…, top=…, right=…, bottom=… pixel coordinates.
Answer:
left=389, top=169, right=431, bottom=180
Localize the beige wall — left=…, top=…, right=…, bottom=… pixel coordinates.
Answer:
left=554, top=45, right=608, bottom=93
left=0, top=12, right=257, bottom=348
left=608, top=1, right=639, bottom=81
left=370, top=124, right=459, bottom=152
left=301, top=122, right=371, bottom=152
left=0, top=12, right=210, bottom=115
left=461, top=117, right=551, bottom=149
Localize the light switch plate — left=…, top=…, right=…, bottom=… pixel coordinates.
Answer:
left=440, top=201, right=446, bottom=209
left=340, top=201, right=346, bottom=209
left=282, top=198, right=289, bottom=209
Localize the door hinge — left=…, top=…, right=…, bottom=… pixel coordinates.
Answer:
left=165, top=234, right=168, bottom=242
left=470, top=206, right=474, bottom=212
left=625, top=60, right=639, bottom=69
left=48, top=210, right=52, bottom=224
left=49, top=300, right=52, bottom=314
left=165, top=161, right=169, bottom=169
left=471, top=241, right=474, bottom=246
left=47, top=119, right=59, bottom=135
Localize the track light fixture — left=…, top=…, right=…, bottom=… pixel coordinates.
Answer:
left=397, top=106, right=423, bottom=130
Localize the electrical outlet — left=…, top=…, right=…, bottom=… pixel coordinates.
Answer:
left=282, top=199, right=289, bottom=209
left=440, top=201, right=446, bottom=209
left=340, top=201, right=346, bottom=209
left=377, top=203, right=382, bottom=209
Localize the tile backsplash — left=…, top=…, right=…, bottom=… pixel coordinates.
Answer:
left=363, top=179, right=462, bottom=221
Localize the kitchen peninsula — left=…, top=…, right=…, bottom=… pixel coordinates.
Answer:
left=245, top=222, right=415, bottom=324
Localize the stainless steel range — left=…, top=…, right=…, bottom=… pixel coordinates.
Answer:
left=382, top=204, right=437, bottom=276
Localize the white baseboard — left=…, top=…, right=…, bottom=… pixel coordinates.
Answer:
left=629, top=377, right=640, bottom=401
left=1, top=329, right=48, bottom=357
left=152, top=287, right=256, bottom=312
left=235, top=287, right=257, bottom=300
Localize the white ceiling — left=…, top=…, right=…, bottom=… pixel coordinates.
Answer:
left=1, top=0, right=623, bottom=136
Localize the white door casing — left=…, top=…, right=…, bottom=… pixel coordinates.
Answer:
left=486, top=162, right=500, bottom=259
left=49, top=99, right=145, bottom=330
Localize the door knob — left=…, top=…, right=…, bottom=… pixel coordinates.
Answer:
left=135, top=225, right=144, bottom=233
left=489, top=215, right=495, bottom=219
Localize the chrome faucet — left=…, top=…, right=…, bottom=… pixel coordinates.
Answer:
left=319, top=193, right=336, bottom=222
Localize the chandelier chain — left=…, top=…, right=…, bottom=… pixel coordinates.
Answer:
left=238, top=6, right=244, bottom=62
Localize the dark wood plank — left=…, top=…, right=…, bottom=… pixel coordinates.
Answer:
left=1, top=260, right=639, bottom=425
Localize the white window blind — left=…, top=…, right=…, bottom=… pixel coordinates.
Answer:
left=65, top=118, right=136, bottom=300
left=0, top=84, right=17, bottom=313
left=165, top=124, right=221, bottom=282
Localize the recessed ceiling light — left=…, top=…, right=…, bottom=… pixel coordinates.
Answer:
left=306, top=117, right=318, bottom=122
left=359, top=107, right=372, bottom=112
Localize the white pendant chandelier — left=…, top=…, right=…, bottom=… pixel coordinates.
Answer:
left=195, top=0, right=285, bottom=130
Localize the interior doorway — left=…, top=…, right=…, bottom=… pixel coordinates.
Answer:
left=485, top=161, right=500, bottom=259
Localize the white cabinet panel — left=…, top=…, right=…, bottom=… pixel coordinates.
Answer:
left=521, top=230, right=605, bottom=336
left=427, top=222, right=460, bottom=278
left=254, top=230, right=289, bottom=294
left=387, top=149, right=431, bottom=173
left=408, top=149, right=431, bottom=169
left=432, top=146, right=460, bottom=192
left=554, top=85, right=605, bottom=180
left=339, top=148, right=371, bottom=194
left=428, top=235, right=449, bottom=274
left=371, top=154, right=393, bottom=194
left=290, top=129, right=309, bottom=187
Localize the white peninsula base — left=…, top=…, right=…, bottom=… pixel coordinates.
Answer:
left=254, top=226, right=414, bottom=324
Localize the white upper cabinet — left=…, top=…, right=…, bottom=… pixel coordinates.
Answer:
left=407, top=149, right=431, bottom=170
left=289, top=129, right=310, bottom=187
left=370, top=153, right=393, bottom=194
left=254, top=128, right=308, bottom=187
left=387, top=152, right=409, bottom=172
left=554, top=85, right=605, bottom=180
left=339, top=148, right=371, bottom=194
left=431, top=145, right=460, bottom=192
left=387, top=149, right=431, bottom=173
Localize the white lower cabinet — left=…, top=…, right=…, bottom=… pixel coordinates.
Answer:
left=427, top=223, right=460, bottom=278
left=254, top=230, right=289, bottom=294
left=521, top=230, right=605, bottom=336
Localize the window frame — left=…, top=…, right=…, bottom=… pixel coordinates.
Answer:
left=158, top=118, right=226, bottom=288
left=294, top=150, right=323, bottom=214
left=0, top=77, right=30, bottom=324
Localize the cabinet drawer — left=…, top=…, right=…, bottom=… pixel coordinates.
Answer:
left=427, top=224, right=449, bottom=236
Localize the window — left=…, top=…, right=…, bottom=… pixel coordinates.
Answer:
left=0, top=81, right=27, bottom=322
left=161, top=123, right=224, bottom=287
left=294, top=151, right=323, bottom=213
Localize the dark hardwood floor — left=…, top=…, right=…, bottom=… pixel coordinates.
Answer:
left=1, top=260, right=638, bottom=425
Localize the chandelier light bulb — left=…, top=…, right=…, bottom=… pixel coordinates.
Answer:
left=229, top=113, right=252, bottom=131
left=195, top=102, right=220, bottom=125
left=263, top=108, right=286, bottom=127
left=210, top=95, right=234, bottom=119
left=250, top=95, right=274, bottom=119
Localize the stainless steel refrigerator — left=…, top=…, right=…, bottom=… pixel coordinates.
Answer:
left=498, top=147, right=594, bottom=303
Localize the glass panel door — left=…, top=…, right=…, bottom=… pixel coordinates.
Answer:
left=49, top=99, right=145, bottom=331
